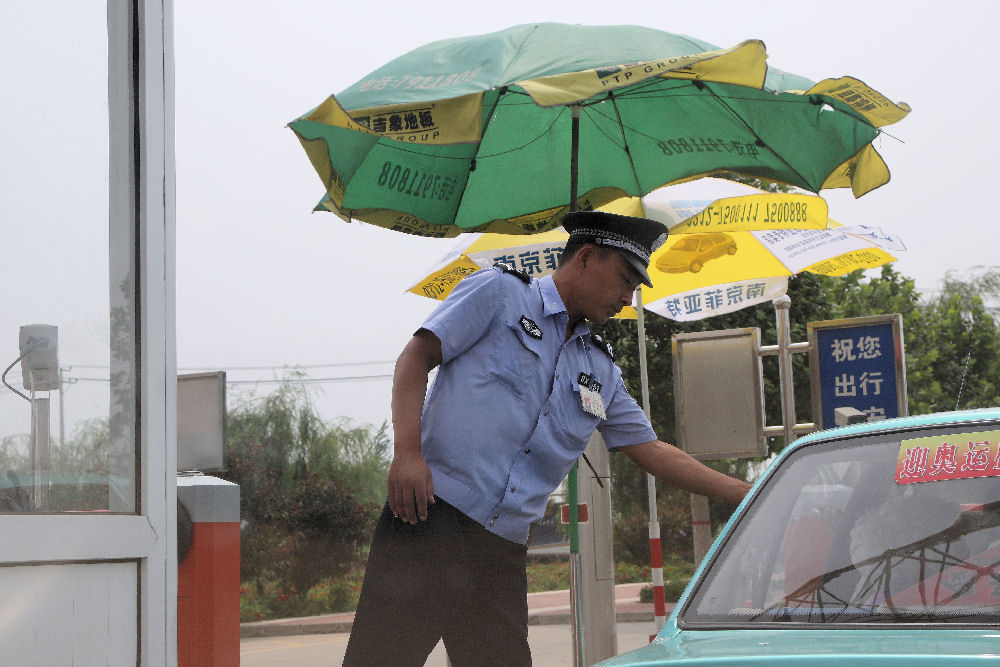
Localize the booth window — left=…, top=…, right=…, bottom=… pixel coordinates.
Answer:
left=0, top=2, right=136, bottom=513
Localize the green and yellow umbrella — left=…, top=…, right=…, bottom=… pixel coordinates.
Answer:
left=290, top=23, right=909, bottom=238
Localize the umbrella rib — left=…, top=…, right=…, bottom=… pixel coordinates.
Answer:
left=495, top=24, right=543, bottom=85
left=694, top=81, right=816, bottom=190
left=474, top=86, right=510, bottom=171
left=607, top=92, right=643, bottom=195
left=608, top=81, right=826, bottom=191
left=450, top=87, right=572, bottom=224
left=578, top=96, right=629, bottom=149
left=447, top=86, right=511, bottom=224
left=479, top=106, right=569, bottom=159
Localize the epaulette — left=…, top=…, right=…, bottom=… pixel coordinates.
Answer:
left=591, top=333, right=614, bottom=360
left=494, top=262, right=531, bottom=284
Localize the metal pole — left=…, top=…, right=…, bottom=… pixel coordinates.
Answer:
left=636, top=289, right=651, bottom=418
left=569, top=552, right=586, bottom=667
left=569, top=105, right=580, bottom=213
left=30, top=397, right=50, bottom=511
left=568, top=461, right=586, bottom=667
left=774, top=296, right=797, bottom=447
left=578, top=433, right=618, bottom=663
left=59, top=367, right=66, bottom=446
left=635, top=289, right=667, bottom=638
left=568, top=102, right=586, bottom=666
left=690, top=494, right=712, bottom=562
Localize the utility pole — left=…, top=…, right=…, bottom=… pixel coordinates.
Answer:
left=59, top=367, right=67, bottom=446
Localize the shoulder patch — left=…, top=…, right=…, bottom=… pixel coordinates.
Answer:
left=591, top=333, right=614, bottom=360
left=494, top=262, right=531, bottom=284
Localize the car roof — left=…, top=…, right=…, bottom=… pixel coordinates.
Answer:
left=790, top=406, right=1000, bottom=450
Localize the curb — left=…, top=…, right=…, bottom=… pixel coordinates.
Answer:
left=241, top=609, right=656, bottom=638
left=528, top=610, right=655, bottom=626
left=241, top=620, right=354, bottom=638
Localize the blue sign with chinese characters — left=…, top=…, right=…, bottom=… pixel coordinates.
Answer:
left=810, top=316, right=906, bottom=430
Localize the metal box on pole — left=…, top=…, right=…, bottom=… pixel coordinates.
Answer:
left=575, top=431, right=617, bottom=664
left=672, top=327, right=766, bottom=460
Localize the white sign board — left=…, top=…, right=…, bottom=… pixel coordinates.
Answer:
left=177, top=372, right=226, bottom=472
left=672, top=328, right=766, bottom=460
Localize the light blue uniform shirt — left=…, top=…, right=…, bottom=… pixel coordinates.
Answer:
left=419, top=266, right=656, bottom=544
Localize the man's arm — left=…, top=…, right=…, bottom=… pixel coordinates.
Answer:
left=621, top=440, right=751, bottom=503
left=388, top=329, right=443, bottom=524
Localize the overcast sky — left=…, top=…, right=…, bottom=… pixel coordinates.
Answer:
left=4, top=1, right=995, bottom=441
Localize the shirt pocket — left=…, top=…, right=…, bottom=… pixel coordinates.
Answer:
left=569, top=379, right=608, bottom=423
left=555, top=380, right=603, bottom=448
left=489, top=319, right=542, bottom=400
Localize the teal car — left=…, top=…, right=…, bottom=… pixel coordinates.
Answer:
left=601, top=408, right=1000, bottom=666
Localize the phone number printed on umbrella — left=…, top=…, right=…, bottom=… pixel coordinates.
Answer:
left=656, top=137, right=761, bottom=159
left=686, top=201, right=809, bottom=228
left=377, top=161, right=459, bottom=202
left=358, top=68, right=483, bottom=93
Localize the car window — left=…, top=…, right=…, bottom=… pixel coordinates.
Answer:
left=681, top=423, right=1000, bottom=626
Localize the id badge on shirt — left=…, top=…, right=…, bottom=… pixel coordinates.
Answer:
left=578, top=373, right=606, bottom=419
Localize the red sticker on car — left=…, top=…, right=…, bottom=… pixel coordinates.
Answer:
left=895, top=429, right=1000, bottom=485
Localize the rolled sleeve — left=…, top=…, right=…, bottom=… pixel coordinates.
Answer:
left=421, top=269, right=502, bottom=364
left=597, top=377, right=657, bottom=449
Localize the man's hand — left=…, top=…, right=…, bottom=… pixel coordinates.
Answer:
left=388, top=330, right=442, bottom=524
left=623, top=440, right=751, bottom=504
left=387, top=450, right=435, bottom=524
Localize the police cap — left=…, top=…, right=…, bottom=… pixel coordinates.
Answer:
left=562, top=210, right=669, bottom=287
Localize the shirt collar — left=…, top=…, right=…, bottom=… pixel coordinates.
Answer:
left=539, top=275, right=590, bottom=339
left=538, top=275, right=565, bottom=317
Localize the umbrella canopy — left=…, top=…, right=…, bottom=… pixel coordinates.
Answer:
left=289, top=23, right=909, bottom=237
left=639, top=178, right=904, bottom=321
left=406, top=178, right=902, bottom=321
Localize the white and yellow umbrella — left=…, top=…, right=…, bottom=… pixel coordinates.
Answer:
left=408, top=178, right=903, bottom=322
left=639, top=178, right=903, bottom=321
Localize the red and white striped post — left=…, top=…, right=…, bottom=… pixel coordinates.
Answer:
left=646, top=473, right=667, bottom=641
left=635, top=291, right=667, bottom=641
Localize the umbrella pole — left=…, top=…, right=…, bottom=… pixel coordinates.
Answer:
left=566, top=103, right=587, bottom=667
left=635, top=289, right=667, bottom=640
left=569, top=104, right=581, bottom=213
left=774, top=295, right=797, bottom=447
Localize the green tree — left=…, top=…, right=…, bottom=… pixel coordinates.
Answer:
left=220, top=372, right=389, bottom=593
left=906, top=268, right=1000, bottom=414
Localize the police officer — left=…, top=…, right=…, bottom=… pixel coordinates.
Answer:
left=343, top=210, right=751, bottom=666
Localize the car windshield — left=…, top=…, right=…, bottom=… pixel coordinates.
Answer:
left=681, top=423, right=1000, bottom=626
